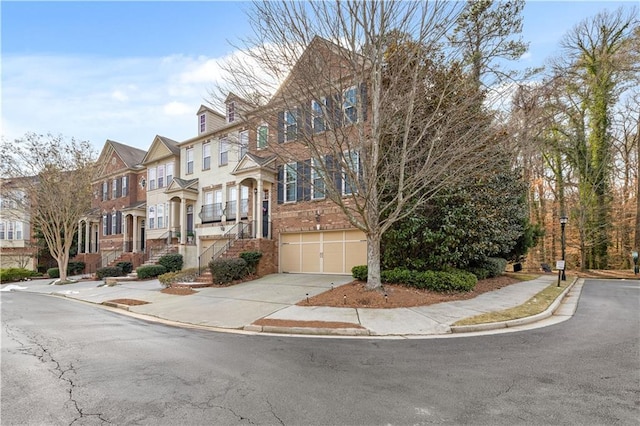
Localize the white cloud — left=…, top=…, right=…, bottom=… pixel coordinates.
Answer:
left=1, top=54, right=229, bottom=151
left=163, top=101, right=192, bottom=116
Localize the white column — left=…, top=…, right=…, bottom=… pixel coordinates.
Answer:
left=77, top=221, right=83, bottom=253
left=180, top=198, right=186, bottom=245
left=132, top=214, right=139, bottom=253
left=235, top=183, right=241, bottom=225
left=257, top=179, right=263, bottom=239
left=122, top=215, right=128, bottom=252
left=266, top=186, right=272, bottom=239
left=84, top=221, right=90, bottom=253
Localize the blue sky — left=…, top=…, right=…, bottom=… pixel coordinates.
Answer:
left=1, top=1, right=635, bottom=152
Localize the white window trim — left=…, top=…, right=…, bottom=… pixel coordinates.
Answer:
left=343, top=86, right=357, bottom=124
left=342, top=150, right=360, bottom=195
left=284, top=110, right=297, bottom=142
left=311, top=98, right=327, bottom=132
left=284, top=163, right=297, bottom=203
left=311, top=159, right=325, bottom=200
left=257, top=124, right=268, bottom=149
left=219, top=139, right=229, bottom=166
left=186, top=148, right=194, bottom=174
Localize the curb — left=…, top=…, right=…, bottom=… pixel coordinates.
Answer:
left=244, top=324, right=370, bottom=336
left=100, top=301, right=131, bottom=311
left=450, top=277, right=579, bottom=333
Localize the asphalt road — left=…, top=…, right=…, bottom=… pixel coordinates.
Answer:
left=2, top=279, right=638, bottom=425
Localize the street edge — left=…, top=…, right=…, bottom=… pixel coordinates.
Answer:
left=449, top=276, right=580, bottom=333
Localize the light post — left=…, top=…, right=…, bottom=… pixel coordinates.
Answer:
left=632, top=251, right=639, bottom=276
left=560, top=216, right=568, bottom=281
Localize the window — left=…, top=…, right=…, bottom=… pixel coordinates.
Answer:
left=111, top=212, right=117, bottom=235
left=239, top=131, right=249, bottom=159
left=219, top=139, right=229, bottom=166
left=227, top=187, right=237, bottom=219
left=102, top=181, right=108, bottom=200
left=311, top=98, right=327, bottom=133
left=16, top=222, right=23, bottom=240
left=214, top=190, right=223, bottom=219
left=186, top=148, right=194, bottom=174
left=312, top=159, right=325, bottom=199
left=257, top=124, right=268, bottom=149
left=343, top=151, right=360, bottom=195
left=199, top=113, right=206, bottom=133
left=157, top=204, right=164, bottom=229
left=227, top=101, right=235, bottom=123
left=0, top=223, right=4, bottom=239
left=7, top=222, right=14, bottom=239
left=284, top=110, right=297, bottom=142
left=343, top=86, right=357, bottom=123
left=202, top=143, right=211, bottom=170
left=148, top=206, right=155, bottom=229
left=148, top=167, right=156, bottom=191
left=102, top=215, right=108, bottom=236
left=158, top=165, right=165, bottom=188
left=166, top=162, right=174, bottom=184
left=122, top=176, right=128, bottom=197
left=284, top=163, right=297, bottom=202
left=240, top=186, right=249, bottom=217
left=112, top=178, right=118, bottom=198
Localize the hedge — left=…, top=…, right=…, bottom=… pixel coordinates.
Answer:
left=47, top=268, right=60, bottom=279
left=158, top=253, right=183, bottom=273
left=381, top=268, right=477, bottom=292
left=239, top=251, right=262, bottom=274
left=136, top=264, right=167, bottom=279
left=209, top=258, right=248, bottom=284
left=351, top=265, right=368, bottom=281
left=116, top=261, right=134, bottom=274
left=469, top=257, right=507, bottom=280
left=0, top=268, right=39, bottom=283
left=96, top=266, right=123, bottom=280
left=158, top=268, right=199, bottom=288
left=67, top=261, right=86, bottom=275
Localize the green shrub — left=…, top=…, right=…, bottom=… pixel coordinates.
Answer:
left=468, top=266, right=490, bottom=280
left=136, top=265, right=167, bottom=279
left=239, top=251, right=262, bottom=274
left=381, top=267, right=477, bottom=292
left=116, top=261, right=134, bottom=274
left=158, top=253, right=183, bottom=273
left=470, top=257, right=507, bottom=279
left=351, top=265, right=368, bottom=281
left=0, top=268, right=39, bottom=283
left=96, top=266, right=123, bottom=280
left=209, top=258, right=248, bottom=284
left=67, top=261, right=86, bottom=275
left=47, top=268, right=60, bottom=278
left=158, top=268, right=199, bottom=288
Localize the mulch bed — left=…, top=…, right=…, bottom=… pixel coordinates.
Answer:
left=105, top=299, right=149, bottom=306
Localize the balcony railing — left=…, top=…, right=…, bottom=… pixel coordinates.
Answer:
left=199, top=203, right=223, bottom=223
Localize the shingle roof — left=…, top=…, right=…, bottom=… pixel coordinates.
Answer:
left=107, top=140, right=147, bottom=168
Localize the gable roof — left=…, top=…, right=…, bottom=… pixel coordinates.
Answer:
left=197, top=104, right=225, bottom=119
left=141, top=135, right=180, bottom=165
left=270, top=36, right=364, bottom=103
left=108, top=140, right=147, bottom=168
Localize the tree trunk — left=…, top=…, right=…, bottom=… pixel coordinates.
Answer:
left=365, top=232, right=382, bottom=291
left=635, top=114, right=640, bottom=251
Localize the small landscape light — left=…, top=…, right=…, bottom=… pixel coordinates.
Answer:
left=343, top=294, right=347, bottom=304
left=384, top=293, right=388, bottom=303
left=306, top=293, right=309, bottom=303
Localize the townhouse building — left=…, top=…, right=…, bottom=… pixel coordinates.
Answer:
left=0, top=177, right=37, bottom=270
left=76, top=140, right=147, bottom=271
left=72, top=37, right=368, bottom=277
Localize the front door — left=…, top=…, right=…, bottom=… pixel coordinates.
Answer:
left=140, top=220, right=145, bottom=251
left=262, top=200, right=269, bottom=238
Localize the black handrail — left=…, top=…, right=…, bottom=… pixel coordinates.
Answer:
left=197, top=222, right=253, bottom=275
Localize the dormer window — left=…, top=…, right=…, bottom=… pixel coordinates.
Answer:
left=199, top=113, right=206, bottom=133
left=227, top=101, right=235, bottom=123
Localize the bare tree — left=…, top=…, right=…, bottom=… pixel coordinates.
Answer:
left=216, top=1, right=505, bottom=289
left=0, top=133, right=96, bottom=281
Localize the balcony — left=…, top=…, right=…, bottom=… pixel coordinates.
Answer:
left=199, top=203, right=223, bottom=223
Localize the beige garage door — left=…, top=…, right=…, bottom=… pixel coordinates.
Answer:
left=280, top=229, right=367, bottom=274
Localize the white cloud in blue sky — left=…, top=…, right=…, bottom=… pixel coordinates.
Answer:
left=1, top=1, right=634, bottom=152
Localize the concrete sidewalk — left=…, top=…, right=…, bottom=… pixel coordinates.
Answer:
left=1, top=273, right=580, bottom=337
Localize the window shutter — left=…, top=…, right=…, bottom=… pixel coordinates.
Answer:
left=296, top=161, right=304, bottom=201
left=277, top=165, right=284, bottom=204
left=326, top=154, right=342, bottom=194
left=303, top=159, right=311, bottom=201
left=107, top=214, right=112, bottom=236
left=360, top=83, right=367, bottom=122
left=277, top=111, right=284, bottom=143
left=117, top=211, right=122, bottom=234
left=295, top=107, right=302, bottom=140
left=117, top=178, right=122, bottom=198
